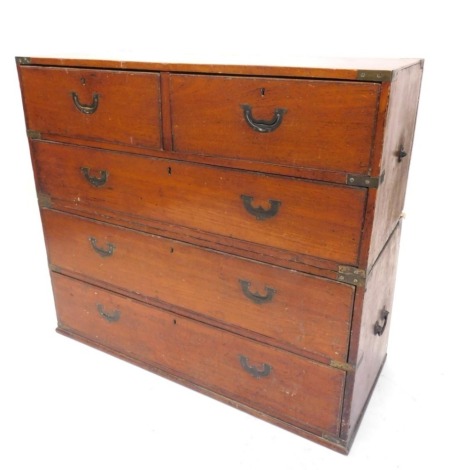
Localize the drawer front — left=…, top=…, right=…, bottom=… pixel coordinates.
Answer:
left=20, top=66, right=161, bottom=149
left=43, top=210, right=354, bottom=361
left=170, top=74, right=380, bottom=173
left=52, top=273, right=345, bottom=436
left=34, top=141, right=366, bottom=265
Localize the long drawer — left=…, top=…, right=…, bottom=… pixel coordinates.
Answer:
left=52, top=273, right=346, bottom=436
left=19, top=66, right=161, bottom=149
left=33, top=141, right=366, bottom=265
left=42, top=209, right=354, bottom=361
left=170, top=74, right=380, bottom=173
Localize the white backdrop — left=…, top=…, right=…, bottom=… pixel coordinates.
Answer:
left=1, top=2, right=447, bottom=469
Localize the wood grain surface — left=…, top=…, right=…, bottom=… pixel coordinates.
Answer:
left=33, top=141, right=366, bottom=265
left=53, top=272, right=346, bottom=436
left=170, top=74, right=380, bottom=173
left=42, top=209, right=355, bottom=362
left=20, top=66, right=161, bottom=149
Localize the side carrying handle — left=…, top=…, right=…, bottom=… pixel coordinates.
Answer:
left=89, top=237, right=115, bottom=257
left=239, top=355, right=272, bottom=378
left=374, top=308, right=390, bottom=336
left=81, top=167, right=109, bottom=187
left=241, top=195, right=281, bottom=220
left=241, top=104, right=286, bottom=133
left=97, top=304, right=121, bottom=323
left=72, top=92, right=99, bottom=114
left=239, top=279, right=276, bottom=304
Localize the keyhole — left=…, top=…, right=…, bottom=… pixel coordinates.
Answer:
left=170, top=247, right=174, bottom=253
left=168, top=166, right=172, bottom=175
left=173, top=319, right=177, bottom=325
left=260, top=88, right=265, bottom=97
left=80, top=77, right=86, bottom=86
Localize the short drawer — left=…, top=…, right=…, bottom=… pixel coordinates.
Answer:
left=43, top=210, right=354, bottom=361
left=52, top=273, right=345, bottom=436
left=19, top=66, right=161, bottom=149
left=34, top=141, right=366, bottom=266
left=170, top=74, right=380, bottom=173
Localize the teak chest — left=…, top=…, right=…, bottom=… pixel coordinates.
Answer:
left=16, top=57, right=423, bottom=453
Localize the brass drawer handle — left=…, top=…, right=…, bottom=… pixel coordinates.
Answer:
left=72, top=92, right=99, bottom=114
left=239, top=355, right=272, bottom=378
left=89, top=237, right=115, bottom=257
left=97, top=304, right=121, bottom=323
left=374, top=308, right=390, bottom=336
left=241, top=195, right=281, bottom=220
left=239, top=279, right=276, bottom=304
left=81, top=167, right=109, bottom=187
left=241, top=104, right=286, bottom=133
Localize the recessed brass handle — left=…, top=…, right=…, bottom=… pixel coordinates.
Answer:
left=239, top=279, right=276, bottom=304
left=374, top=308, right=390, bottom=336
left=72, top=92, right=99, bottom=114
left=241, top=195, right=281, bottom=220
left=97, top=304, right=120, bottom=323
left=239, top=355, right=272, bottom=378
left=89, top=237, right=115, bottom=257
left=241, top=104, right=286, bottom=133
left=81, top=167, right=109, bottom=187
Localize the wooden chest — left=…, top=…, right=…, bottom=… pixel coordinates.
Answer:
left=16, top=57, right=423, bottom=453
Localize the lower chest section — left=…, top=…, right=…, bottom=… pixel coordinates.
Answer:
left=52, top=272, right=346, bottom=438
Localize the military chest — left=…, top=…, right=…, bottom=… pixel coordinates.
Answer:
left=16, top=57, right=423, bottom=453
